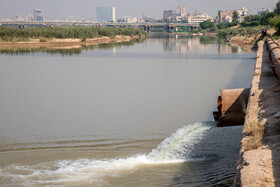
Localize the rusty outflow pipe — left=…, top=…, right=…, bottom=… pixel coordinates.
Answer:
left=213, top=88, right=250, bottom=127
left=266, top=37, right=280, bottom=78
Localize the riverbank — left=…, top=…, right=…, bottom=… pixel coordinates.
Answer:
left=0, top=26, right=147, bottom=49
left=234, top=39, right=280, bottom=186
left=228, top=29, right=277, bottom=52
left=0, top=35, right=145, bottom=49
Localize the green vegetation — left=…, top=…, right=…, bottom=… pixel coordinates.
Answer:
left=276, top=0, right=280, bottom=14
left=0, top=37, right=146, bottom=56
left=0, top=26, right=147, bottom=42
left=39, top=38, right=48, bottom=42
left=232, top=11, right=239, bottom=22
left=241, top=21, right=260, bottom=27
left=199, top=20, right=215, bottom=30
left=195, top=0, right=280, bottom=39
left=217, top=22, right=238, bottom=29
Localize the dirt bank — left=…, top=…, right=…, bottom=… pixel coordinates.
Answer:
left=229, top=36, right=257, bottom=52
left=229, top=29, right=277, bottom=52
left=0, top=35, right=144, bottom=49
left=234, top=40, right=280, bottom=186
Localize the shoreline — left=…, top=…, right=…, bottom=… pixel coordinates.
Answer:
left=0, top=35, right=145, bottom=49
left=228, top=35, right=256, bottom=52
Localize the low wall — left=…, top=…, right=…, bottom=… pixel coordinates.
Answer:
left=234, top=39, right=280, bottom=186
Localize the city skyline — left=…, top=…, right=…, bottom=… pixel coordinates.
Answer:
left=0, top=0, right=278, bottom=20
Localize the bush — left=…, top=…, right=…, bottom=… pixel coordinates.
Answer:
left=228, top=29, right=238, bottom=36
left=208, top=26, right=218, bottom=32
left=81, top=37, right=86, bottom=42
left=217, top=22, right=238, bottom=29
left=275, top=19, right=280, bottom=32
left=241, top=21, right=260, bottom=27
left=217, top=29, right=229, bottom=37
left=0, top=26, right=147, bottom=40
left=260, top=12, right=277, bottom=25
left=250, top=21, right=260, bottom=26
left=200, top=20, right=215, bottom=29
left=269, top=15, right=280, bottom=26
left=39, top=38, right=47, bottom=42
left=244, top=15, right=262, bottom=22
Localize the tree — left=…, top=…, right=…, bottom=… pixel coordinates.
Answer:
left=260, top=12, right=276, bottom=25
left=232, top=11, right=239, bottom=22
left=276, top=0, right=280, bottom=14
left=275, top=19, right=280, bottom=32
left=269, top=15, right=280, bottom=26
left=244, top=15, right=262, bottom=22
left=199, top=20, right=215, bottom=29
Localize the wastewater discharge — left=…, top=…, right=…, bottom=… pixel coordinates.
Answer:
left=0, top=121, right=216, bottom=185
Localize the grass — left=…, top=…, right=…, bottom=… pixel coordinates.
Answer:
left=39, top=38, right=48, bottom=42
left=243, top=121, right=264, bottom=151
left=0, top=26, right=148, bottom=42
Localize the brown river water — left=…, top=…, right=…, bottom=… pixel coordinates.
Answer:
left=0, top=34, right=255, bottom=186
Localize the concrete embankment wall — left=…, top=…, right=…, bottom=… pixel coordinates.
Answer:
left=234, top=39, right=280, bottom=186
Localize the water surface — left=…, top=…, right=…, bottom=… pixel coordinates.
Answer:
left=0, top=34, right=255, bottom=186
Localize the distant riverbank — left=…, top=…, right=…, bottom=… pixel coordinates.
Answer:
left=0, top=26, right=147, bottom=49
left=0, top=35, right=145, bottom=49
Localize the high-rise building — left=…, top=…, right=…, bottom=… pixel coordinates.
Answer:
left=34, top=9, right=43, bottom=22
left=175, top=6, right=186, bottom=17
left=96, top=7, right=116, bottom=22
left=163, top=10, right=175, bottom=19
left=163, top=6, right=187, bottom=20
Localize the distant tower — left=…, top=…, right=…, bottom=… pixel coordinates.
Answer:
left=175, top=6, right=186, bottom=16
left=34, top=9, right=43, bottom=22
left=96, top=7, right=116, bottom=22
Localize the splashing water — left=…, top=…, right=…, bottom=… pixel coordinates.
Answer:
left=0, top=121, right=216, bottom=185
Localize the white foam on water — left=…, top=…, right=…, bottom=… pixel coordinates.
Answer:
left=0, top=121, right=216, bottom=185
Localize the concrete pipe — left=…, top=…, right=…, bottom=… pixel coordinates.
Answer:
left=266, top=36, right=280, bottom=79
left=266, top=38, right=277, bottom=49
left=275, top=63, right=280, bottom=78
left=266, top=40, right=275, bottom=47
left=267, top=43, right=279, bottom=52
left=270, top=48, right=280, bottom=65
left=213, top=88, right=250, bottom=127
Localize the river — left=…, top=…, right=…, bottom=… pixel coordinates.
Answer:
left=0, top=34, right=255, bottom=186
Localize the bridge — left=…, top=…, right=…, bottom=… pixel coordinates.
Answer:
left=0, top=21, right=199, bottom=28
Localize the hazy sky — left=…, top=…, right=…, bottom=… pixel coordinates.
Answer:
left=0, top=0, right=278, bottom=19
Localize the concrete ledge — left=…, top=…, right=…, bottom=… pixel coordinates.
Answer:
left=234, top=40, right=280, bottom=186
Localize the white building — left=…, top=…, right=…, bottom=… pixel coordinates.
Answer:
left=120, top=17, right=138, bottom=23
left=236, top=7, right=248, bottom=17
left=187, top=13, right=213, bottom=24
left=96, top=7, right=116, bottom=22
left=0, top=18, right=11, bottom=22
left=224, top=16, right=233, bottom=23
left=15, top=14, right=25, bottom=22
